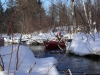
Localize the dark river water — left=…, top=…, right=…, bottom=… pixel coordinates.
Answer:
left=28, top=45, right=100, bottom=75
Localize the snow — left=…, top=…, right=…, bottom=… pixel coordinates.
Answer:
left=2, top=31, right=74, bottom=45
left=69, top=32, right=100, bottom=56
left=2, top=31, right=100, bottom=56
left=0, top=45, right=59, bottom=75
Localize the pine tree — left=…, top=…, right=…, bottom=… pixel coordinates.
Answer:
left=0, top=0, right=4, bottom=33
left=15, top=0, right=45, bottom=33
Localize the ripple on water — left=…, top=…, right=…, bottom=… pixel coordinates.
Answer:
left=29, top=45, right=100, bottom=75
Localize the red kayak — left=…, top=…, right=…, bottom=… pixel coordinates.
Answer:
left=43, top=41, right=66, bottom=51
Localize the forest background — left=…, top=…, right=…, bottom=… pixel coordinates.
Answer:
left=0, top=0, right=100, bottom=34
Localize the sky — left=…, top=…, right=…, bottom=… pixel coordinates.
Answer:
left=41, top=0, right=70, bottom=15
left=41, top=0, right=70, bottom=9
left=41, top=0, right=52, bottom=13
left=41, top=0, right=51, bottom=9
left=1, top=0, right=70, bottom=13
left=1, top=0, right=8, bottom=10
left=1, top=0, right=50, bottom=11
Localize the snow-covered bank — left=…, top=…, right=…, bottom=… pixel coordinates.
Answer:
left=69, top=32, right=100, bottom=56
left=2, top=32, right=74, bottom=45
left=2, top=31, right=100, bottom=56
left=0, top=45, right=59, bottom=75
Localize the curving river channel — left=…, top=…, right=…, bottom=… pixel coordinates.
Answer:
left=29, top=45, right=100, bottom=75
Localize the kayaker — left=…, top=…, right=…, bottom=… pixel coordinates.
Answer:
left=53, top=31, right=64, bottom=42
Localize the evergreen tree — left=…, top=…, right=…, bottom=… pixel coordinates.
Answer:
left=15, top=0, right=45, bottom=33
left=0, top=0, right=4, bottom=33
left=4, top=0, right=16, bottom=34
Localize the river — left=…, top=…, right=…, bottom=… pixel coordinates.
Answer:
left=29, top=45, right=100, bottom=75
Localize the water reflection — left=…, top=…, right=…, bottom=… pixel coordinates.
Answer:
left=28, top=45, right=45, bottom=58
left=29, top=45, right=45, bottom=51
